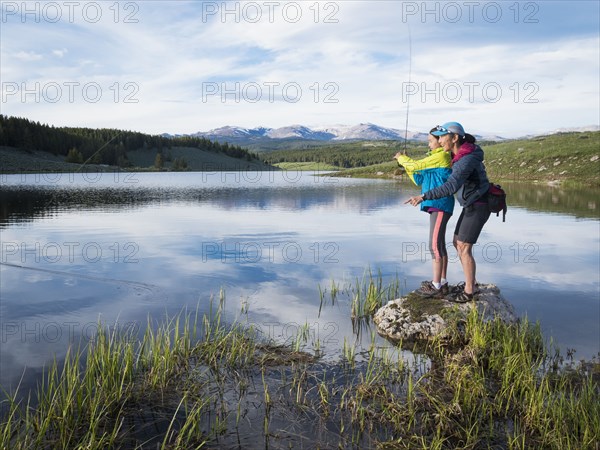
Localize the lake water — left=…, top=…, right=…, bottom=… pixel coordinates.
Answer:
left=1, top=171, right=599, bottom=395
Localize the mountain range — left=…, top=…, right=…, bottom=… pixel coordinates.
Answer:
left=162, top=123, right=599, bottom=145
left=163, top=123, right=436, bottom=143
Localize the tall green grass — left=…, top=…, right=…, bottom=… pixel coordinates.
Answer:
left=1, top=274, right=598, bottom=449
left=0, top=298, right=261, bottom=449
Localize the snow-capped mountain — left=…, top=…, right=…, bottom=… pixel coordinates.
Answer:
left=165, top=123, right=518, bottom=144
left=315, top=123, right=407, bottom=141
left=191, top=126, right=271, bottom=139
left=549, top=125, right=599, bottom=134
left=190, top=123, right=426, bottom=142
left=163, top=123, right=599, bottom=145
left=264, top=125, right=335, bottom=140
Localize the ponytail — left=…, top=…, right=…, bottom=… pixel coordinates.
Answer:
left=459, top=133, right=476, bottom=145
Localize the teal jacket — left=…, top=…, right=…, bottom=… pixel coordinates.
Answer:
left=423, top=143, right=489, bottom=207
left=396, top=148, right=455, bottom=214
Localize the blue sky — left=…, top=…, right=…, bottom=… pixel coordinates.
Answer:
left=1, top=1, right=599, bottom=137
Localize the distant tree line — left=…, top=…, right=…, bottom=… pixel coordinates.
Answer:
left=261, top=142, right=424, bottom=168
left=0, top=115, right=260, bottom=167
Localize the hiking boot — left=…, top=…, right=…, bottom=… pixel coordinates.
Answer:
left=438, top=283, right=450, bottom=297
left=444, top=287, right=479, bottom=303
left=445, top=289, right=477, bottom=303
left=450, top=282, right=480, bottom=296
left=414, top=281, right=437, bottom=297
left=415, top=281, right=448, bottom=298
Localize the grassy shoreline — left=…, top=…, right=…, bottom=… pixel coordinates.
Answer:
left=272, top=161, right=341, bottom=171
left=324, top=165, right=599, bottom=189
left=0, top=146, right=275, bottom=174
left=1, top=276, right=598, bottom=449
left=290, top=132, right=600, bottom=187
left=4, top=132, right=599, bottom=187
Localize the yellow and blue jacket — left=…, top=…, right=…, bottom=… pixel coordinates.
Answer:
left=396, top=147, right=454, bottom=214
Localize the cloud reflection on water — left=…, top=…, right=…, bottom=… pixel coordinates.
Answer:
left=1, top=172, right=598, bottom=395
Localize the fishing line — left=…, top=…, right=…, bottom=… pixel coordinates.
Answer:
left=0, top=261, right=240, bottom=302
left=76, top=132, right=123, bottom=173
left=0, top=261, right=164, bottom=297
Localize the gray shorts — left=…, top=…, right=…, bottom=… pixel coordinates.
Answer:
left=454, top=203, right=491, bottom=244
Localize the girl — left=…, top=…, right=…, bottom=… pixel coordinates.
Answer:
left=395, top=127, right=454, bottom=298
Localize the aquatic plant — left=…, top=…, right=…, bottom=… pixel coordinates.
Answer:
left=1, top=275, right=598, bottom=449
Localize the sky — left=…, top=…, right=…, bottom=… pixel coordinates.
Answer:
left=1, top=0, right=599, bottom=138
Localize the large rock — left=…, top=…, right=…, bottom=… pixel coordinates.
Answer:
left=373, top=284, right=517, bottom=345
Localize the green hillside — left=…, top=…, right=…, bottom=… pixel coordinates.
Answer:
left=483, top=132, right=600, bottom=184
left=261, top=141, right=421, bottom=168
left=0, top=145, right=273, bottom=173
left=0, top=146, right=108, bottom=173
left=0, top=115, right=272, bottom=172
left=214, top=137, right=335, bottom=152
left=127, top=146, right=272, bottom=171
left=292, top=132, right=600, bottom=187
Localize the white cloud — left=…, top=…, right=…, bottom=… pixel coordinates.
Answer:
left=14, top=50, right=43, bottom=61
left=0, top=1, right=598, bottom=136
left=52, top=48, right=68, bottom=58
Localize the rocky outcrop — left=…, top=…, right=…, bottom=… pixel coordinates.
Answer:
left=373, top=284, right=517, bottom=345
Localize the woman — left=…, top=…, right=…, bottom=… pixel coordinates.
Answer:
left=395, top=128, right=454, bottom=298
left=405, top=122, right=490, bottom=303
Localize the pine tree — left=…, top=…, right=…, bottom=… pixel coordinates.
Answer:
left=154, top=152, right=164, bottom=170
left=66, top=148, right=84, bottom=163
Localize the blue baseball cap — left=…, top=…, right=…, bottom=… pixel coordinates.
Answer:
left=431, top=122, right=465, bottom=137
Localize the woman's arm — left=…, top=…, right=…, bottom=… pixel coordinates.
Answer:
left=422, top=155, right=475, bottom=200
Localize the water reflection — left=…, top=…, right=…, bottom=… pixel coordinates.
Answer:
left=2, top=173, right=598, bottom=225
left=1, top=172, right=598, bottom=398
left=502, top=182, right=599, bottom=219
left=0, top=172, right=402, bottom=226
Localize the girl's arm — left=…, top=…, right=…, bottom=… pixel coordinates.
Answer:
left=396, top=150, right=450, bottom=186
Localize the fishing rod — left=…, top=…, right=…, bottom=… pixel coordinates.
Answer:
left=402, top=25, right=412, bottom=155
